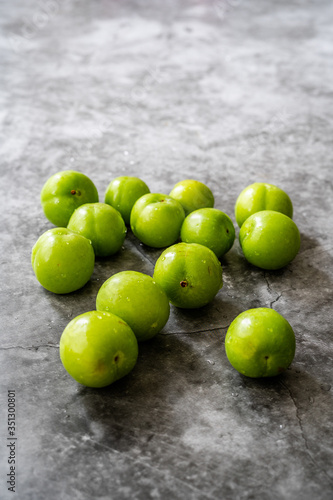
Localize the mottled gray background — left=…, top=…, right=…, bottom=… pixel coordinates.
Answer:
left=0, top=0, right=333, bottom=499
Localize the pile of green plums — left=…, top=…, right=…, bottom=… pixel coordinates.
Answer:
left=32, top=171, right=300, bottom=387
left=235, top=183, right=300, bottom=270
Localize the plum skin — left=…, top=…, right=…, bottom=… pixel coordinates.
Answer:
left=235, top=182, right=293, bottom=228
left=31, top=228, right=95, bottom=294
left=105, top=176, right=150, bottom=225
left=96, top=271, right=170, bottom=341
left=239, top=210, right=301, bottom=270
left=41, top=170, right=99, bottom=227
left=130, top=193, right=185, bottom=248
left=60, top=310, right=138, bottom=388
left=153, top=242, right=223, bottom=309
left=169, top=179, right=214, bottom=216
left=180, top=208, right=235, bottom=258
left=67, top=202, right=126, bottom=257
left=225, top=308, right=296, bottom=378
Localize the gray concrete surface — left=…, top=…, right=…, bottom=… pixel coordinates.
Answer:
left=1, top=0, right=333, bottom=499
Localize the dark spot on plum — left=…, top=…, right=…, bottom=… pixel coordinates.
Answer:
left=226, top=228, right=229, bottom=234
left=180, top=280, right=188, bottom=288
left=114, top=355, right=119, bottom=363
left=264, top=356, right=269, bottom=359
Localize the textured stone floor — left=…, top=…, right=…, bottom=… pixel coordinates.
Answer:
left=1, top=1, right=333, bottom=499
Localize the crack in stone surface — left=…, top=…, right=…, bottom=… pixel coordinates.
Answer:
left=0, top=343, right=59, bottom=350
left=270, top=293, right=282, bottom=309
left=263, top=271, right=274, bottom=294
left=163, top=325, right=230, bottom=335
left=264, top=272, right=283, bottom=309
left=280, top=380, right=333, bottom=485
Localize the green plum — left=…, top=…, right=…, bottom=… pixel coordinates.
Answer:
left=239, top=210, right=300, bottom=270
left=60, top=310, right=138, bottom=388
left=130, top=193, right=185, bottom=248
left=225, top=308, right=296, bottom=377
left=67, top=203, right=126, bottom=257
left=153, top=242, right=223, bottom=308
left=180, top=208, right=235, bottom=258
left=31, top=228, right=95, bottom=294
left=169, top=179, right=214, bottom=216
left=96, top=271, right=170, bottom=341
left=104, top=176, right=150, bottom=225
left=41, top=170, right=99, bottom=227
left=235, top=182, right=293, bottom=228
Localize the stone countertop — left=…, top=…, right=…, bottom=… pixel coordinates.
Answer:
left=1, top=1, right=333, bottom=499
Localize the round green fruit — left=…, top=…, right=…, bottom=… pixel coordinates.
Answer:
left=225, top=308, right=296, bottom=377
left=235, top=182, right=293, bottom=228
left=67, top=203, right=126, bottom=257
left=41, top=170, right=99, bottom=227
left=105, top=176, right=150, bottom=225
left=60, top=310, right=138, bottom=388
left=31, top=228, right=95, bottom=294
left=181, top=208, right=235, bottom=258
left=96, top=271, right=170, bottom=341
left=153, top=242, right=223, bottom=309
left=239, top=210, right=300, bottom=270
left=130, top=193, right=185, bottom=248
left=169, top=179, right=214, bottom=216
